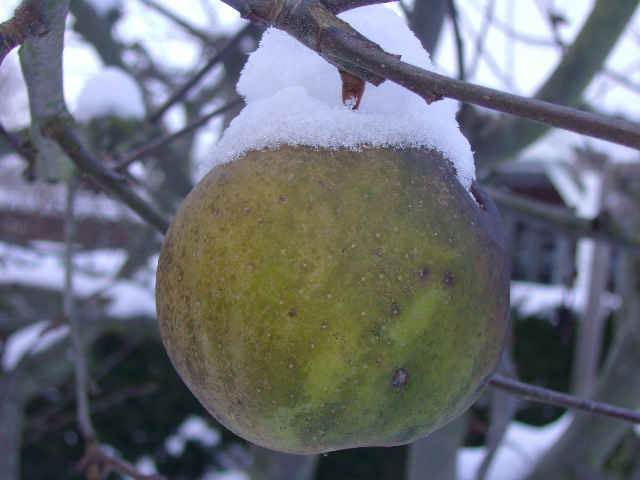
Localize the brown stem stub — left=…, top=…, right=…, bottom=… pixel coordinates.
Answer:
left=339, top=69, right=366, bottom=109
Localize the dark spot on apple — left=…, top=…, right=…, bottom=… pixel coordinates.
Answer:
left=391, top=368, right=409, bottom=388
left=444, top=272, right=454, bottom=286
left=419, top=268, right=430, bottom=282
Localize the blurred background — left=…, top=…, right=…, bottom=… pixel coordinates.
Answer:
left=1, top=0, right=639, bottom=479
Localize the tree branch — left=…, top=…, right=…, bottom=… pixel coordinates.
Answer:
left=137, top=0, right=214, bottom=43
left=64, top=176, right=97, bottom=443
left=18, top=0, right=74, bottom=181
left=325, top=30, right=640, bottom=148
left=117, top=98, right=243, bottom=169
left=0, top=1, right=46, bottom=65
left=69, top=0, right=126, bottom=69
left=490, top=375, right=640, bottom=425
left=484, top=185, right=640, bottom=253
left=148, top=23, right=259, bottom=123
left=43, top=123, right=171, bottom=234
left=224, top=0, right=640, bottom=151
left=472, top=0, right=640, bottom=167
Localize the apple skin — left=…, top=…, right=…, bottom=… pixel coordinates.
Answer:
left=156, top=145, right=510, bottom=454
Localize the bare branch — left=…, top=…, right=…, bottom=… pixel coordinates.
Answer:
left=81, top=441, right=166, bottom=480
left=148, top=23, right=259, bottom=123
left=117, top=98, right=243, bottom=169
left=483, top=185, right=640, bottom=253
left=473, top=0, right=640, bottom=166
left=18, top=0, right=73, bottom=181
left=43, top=123, right=171, bottom=234
left=69, top=0, right=126, bottom=69
left=220, top=0, right=390, bottom=85
left=137, top=0, right=214, bottom=43
left=490, top=375, right=640, bottom=425
left=64, top=176, right=97, bottom=443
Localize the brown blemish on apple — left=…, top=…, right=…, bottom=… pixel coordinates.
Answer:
left=444, top=272, right=454, bottom=287
left=391, top=368, right=409, bottom=388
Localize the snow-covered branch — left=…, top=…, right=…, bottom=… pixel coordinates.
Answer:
left=223, top=0, right=640, bottom=153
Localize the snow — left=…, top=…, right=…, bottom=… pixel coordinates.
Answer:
left=457, top=414, right=573, bottom=480
left=74, top=67, right=146, bottom=123
left=201, top=471, right=251, bottom=480
left=165, top=415, right=222, bottom=456
left=133, top=456, right=159, bottom=477
left=0, top=156, right=140, bottom=222
left=511, top=281, right=620, bottom=319
left=0, top=242, right=157, bottom=322
left=2, top=320, right=70, bottom=371
left=202, top=4, right=476, bottom=192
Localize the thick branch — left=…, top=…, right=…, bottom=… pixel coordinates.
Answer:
left=220, top=0, right=390, bottom=85
left=0, top=1, right=46, bottom=65
left=19, top=0, right=74, bottom=181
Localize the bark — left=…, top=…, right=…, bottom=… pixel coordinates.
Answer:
left=18, top=0, right=74, bottom=182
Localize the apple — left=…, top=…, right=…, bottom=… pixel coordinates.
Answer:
left=156, top=145, right=510, bottom=454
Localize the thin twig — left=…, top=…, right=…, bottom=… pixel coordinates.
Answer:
left=490, top=375, right=640, bottom=424
left=43, top=123, right=171, bottom=234
left=82, top=442, right=166, bottom=480
left=25, top=382, right=159, bottom=446
left=137, top=0, right=213, bottom=43
left=64, top=175, right=97, bottom=443
left=148, top=23, right=256, bottom=123
left=117, top=98, right=243, bottom=169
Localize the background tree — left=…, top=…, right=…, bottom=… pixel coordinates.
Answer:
left=0, top=0, right=639, bottom=479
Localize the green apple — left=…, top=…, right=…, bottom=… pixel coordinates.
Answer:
left=156, top=145, right=510, bottom=454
